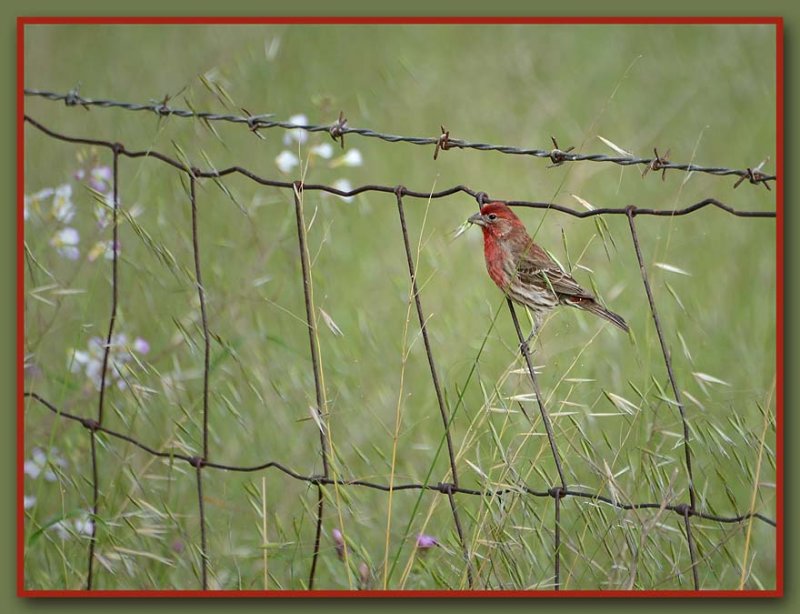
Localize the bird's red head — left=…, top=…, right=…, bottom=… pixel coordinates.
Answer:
left=467, top=202, right=524, bottom=239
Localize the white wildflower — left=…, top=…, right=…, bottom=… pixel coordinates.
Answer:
left=283, top=114, right=309, bottom=145
left=275, top=150, right=300, bottom=173
left=52, top=184, right=75, bottom=223
left=332, top=179, right=354, bottom=202
left=311, top=142, right=334, bottom=159
left=50, top=227, right=80, bottom=260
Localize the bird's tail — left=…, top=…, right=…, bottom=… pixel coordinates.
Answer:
left=568, top=297, right=630, bottom=333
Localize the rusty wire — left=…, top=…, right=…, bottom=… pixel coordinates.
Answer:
left=188, top=174, right=211, bottom=589
left=22, top=392, right=777, bottom=529
left=291, top=185, right=331, bottom=590
left=21, top=115, right=776, bottom=220
left=395, top=191, right=473, bottom=586
left=24, top=88, right=776, bottom=189
left=85, top=146, right=120, bottom=590
left=22, top=112, right=777, bottom=592
left=626, top=207, right=699, bottom=585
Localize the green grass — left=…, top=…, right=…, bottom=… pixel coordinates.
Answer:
left=23, top=23, right=776, bottom=591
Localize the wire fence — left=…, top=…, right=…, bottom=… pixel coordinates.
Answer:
left=22, top=91, right=778, bottom=592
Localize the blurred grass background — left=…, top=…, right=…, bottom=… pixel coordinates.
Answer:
left=22, top=23, right=776, bottom=591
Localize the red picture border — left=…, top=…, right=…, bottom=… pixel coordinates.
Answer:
left=17, top=15, right=784, bottom=598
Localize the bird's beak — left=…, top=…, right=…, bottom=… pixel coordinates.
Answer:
left=467, top=212, right=487, bottom=227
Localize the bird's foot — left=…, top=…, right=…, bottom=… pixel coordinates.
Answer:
left=520, top=328, right=539, bottom=356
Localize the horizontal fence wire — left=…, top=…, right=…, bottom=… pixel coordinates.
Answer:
left=21, top=115, right=777, bottom=220
left=21, top=98, right=777, bottom=592
left=23, top=393, right=776, bottom=528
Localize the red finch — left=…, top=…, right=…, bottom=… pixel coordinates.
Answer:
left=468, top=202, right=629, bottom=333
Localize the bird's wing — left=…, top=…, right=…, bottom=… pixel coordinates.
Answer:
left=515, top=245, right=594, bottom=300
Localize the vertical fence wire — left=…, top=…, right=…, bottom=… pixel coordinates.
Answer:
left=86, top=428, right=99, bottom=590
left=682, top=506, right=700, bottom=589
left=504, top=300, right=568, bottom=491
left=470, top=194, right=573, bottom=587
left=395, top=189, right=473, bottom=587
left=626, top=208, right=699, bottom=590
left=189, top=174, right=211, bottom=589
left=554, top=492, right=562, bottom=591
left=95, top=147, right=120, bottom=427
left=292, top=185, right=330, bottom=590
left=504, top=300, right=569, bottom=589
left=190, top=175, right=211, bottom=462
left=195, top=462, right=208, bottom=589
left=85, top=146, right=120, bottom=590
left=471, top=188, right=571, bottom=589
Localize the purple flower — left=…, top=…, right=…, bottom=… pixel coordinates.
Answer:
left=76, top=164, right=113, bottom=195
left=69, top=332, right=146, bottom=391
left=331, top=527, right=346, bottom=561
left=133, top=337, right=150, bottom=354
left=416, top=534, right=438, bottom=550
left=89, top=165, right=113, bottom=193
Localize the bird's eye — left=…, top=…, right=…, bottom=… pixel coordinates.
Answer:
left=488, top=213, right=497, bottom=220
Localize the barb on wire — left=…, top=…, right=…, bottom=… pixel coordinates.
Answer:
left=24, top=392, right=777, bottom=529
left=24, top=89, right=777, bottom=188
left=329, top=110, right=347, bottom=148
left=433, top=125, right=451, bottom=160
left=642, top=147, right=671, bottom=181
left=734, top=165, right=773, bottom=191
left=547, top=136, right=575, bottom=168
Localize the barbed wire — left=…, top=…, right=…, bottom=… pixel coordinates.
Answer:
left=22, top=111, right=777, bottom=592
left=24, top=88, right=777, bottom=190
